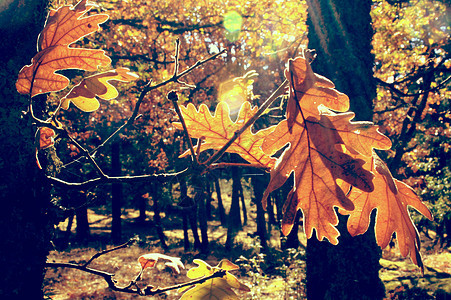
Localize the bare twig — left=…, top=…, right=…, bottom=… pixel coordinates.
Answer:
left=83, top=239, right=135, bottom=267
left=168, top=91, right=197, bottom=161
left=47, top=168, right=189, bottom=189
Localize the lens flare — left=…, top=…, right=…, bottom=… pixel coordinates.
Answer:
left=224, top=11, right=242, bottom=33
left=223, top=11, right=242, bottom=42
left=218, top=80, right=247, bottom=117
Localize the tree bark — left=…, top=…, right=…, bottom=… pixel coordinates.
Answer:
left=226, top=166, right=242, bottom=250
left=214, top=176, right=227, bottom=225
left=75, top=191, right=90, bottom=241
left=305, top=0, right=386, bottom=299
left=151, top=183, right=168, bottom=249
left=251, top=174, right=268, bottom=251
left=0, top=1, right=51, bottom=298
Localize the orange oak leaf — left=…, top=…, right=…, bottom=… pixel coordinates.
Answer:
left=61, top=68, right=139, bottom=112
left=260, top=56, right=393, bottom=243
left=285, top=56, right=349, bottom=129
left=341, top=154, right=433, bottom=269
left=262, top=114, right=375, bottom=243
left=16, top=0, right=111, bottom=97
left=173, top=101, right=276, bottom=168
left=318, top=107, right=392, bottom=157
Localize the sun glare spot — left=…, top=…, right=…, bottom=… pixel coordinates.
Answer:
left=223, top=11, right=243, bottom=41
left=218, top=80, right=247, bottom=117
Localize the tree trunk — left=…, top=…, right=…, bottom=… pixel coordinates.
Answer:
left=226, top=166, right=242, bottom=249
left=111, top=142, right=122, bottom=244
left=205, top=180, right=213, bottom=220
left=251, top=175, right=268, bottom=251
left=75, top=191, right=90, bottom=241
left=194, top=178, right=209, bottom=253
left=151, top=183, right=168, bottom=249
left=137, top=193, right=147, bottom=224
left=214, top=176, right=227, bottom=225
left=305, top=0, right=385, bottom=299
left=239, top=182, right=247, bottom=226
left=0, top=1, right=51, bottom=298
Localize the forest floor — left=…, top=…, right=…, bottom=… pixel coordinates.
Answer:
left=44, top=183, right=451, bottom=300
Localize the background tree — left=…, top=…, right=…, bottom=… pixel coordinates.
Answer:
left=0, top=0, right=52, bottom=298
left=305, top=0, right=386, bottom=298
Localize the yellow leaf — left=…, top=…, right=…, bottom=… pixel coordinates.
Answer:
left=179, top=259, right=250, bottom=299
left=173, top=101, right=276, bottom=168
left=61, top=68, right=138, bottom=112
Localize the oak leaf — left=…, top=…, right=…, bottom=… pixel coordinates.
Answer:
left=16, top=0, right=111, bottom=97
left=261, top=56, right=391, bottom=244
left=285, top=56, right=349, bottom=129
left=138, top=253, right=184, bottom=274
left=61, top=68, right=139, bottom=112
left=173, top=101, right=276, bottom=168
left=179, top=259, right=250, bottom=300
left=262, top=114, right=376, bottom=243
left=341, top=154, right=433, bottom=269
left=39, top=127, right=56, bottom=150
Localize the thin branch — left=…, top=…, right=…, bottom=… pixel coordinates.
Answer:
left=83, top=240, right=135, bottom=267
left=209, top=162, right=270, bottom=171
left=46, top=240, right=228, bottom=297
left=47, top=168, right=189, bottom=189
left=375, top=75, right=451, bottom=97
left=168, top=91, right=197, bottom=162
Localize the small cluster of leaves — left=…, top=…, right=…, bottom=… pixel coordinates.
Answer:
left=175, top=55, right=433, bottom=269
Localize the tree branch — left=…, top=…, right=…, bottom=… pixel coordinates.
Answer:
left=47, top=168, right=189, bottom=189
left=46, top=239, right=227, bottom=297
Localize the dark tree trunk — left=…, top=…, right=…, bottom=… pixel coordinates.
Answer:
left=182, top=212, right=190, bottom=251
left=214, top=176, right=227, bottom=225
left=0, top=1, right=51, bottom=298
left=305, top=0, right=385, bottom=299
left=194, top=178, right=209, bottom=253
left=179, top=180, right=200, bottom=249
left=111, top=142, right=122, bottom=244
left=284, top=211, right=302, bottom=250
left=205, top=180, right=213, bottom=220
left=137, top=193, right=147, bottom=224
left=226, top=166, right=242, bottom=249
left=75, top=191, right=90, bottom=241
left=239, top=182, right=247, bottom=226
left=151, top=183, right=168, bottom=249
left=251, top=175, right=268, bottom=251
